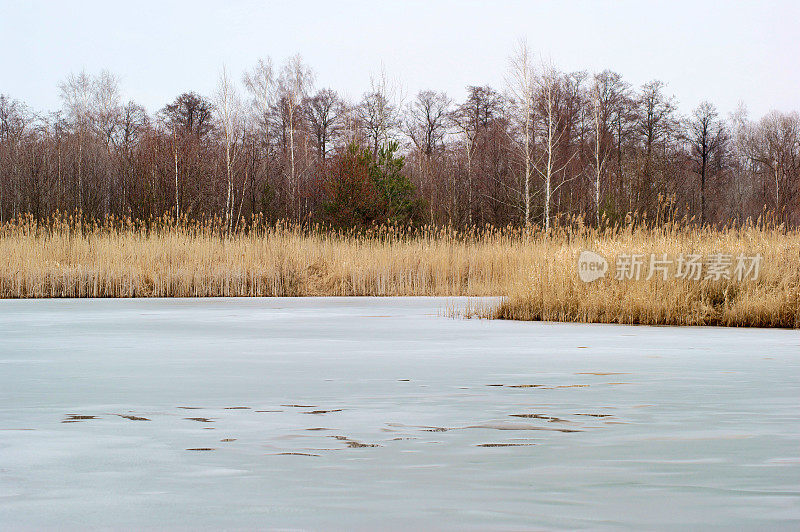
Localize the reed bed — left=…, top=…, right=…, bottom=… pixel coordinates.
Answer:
left=483, top=220, right=800, bottom=328
left=1, top=214, right=798, bottom=327
left=0, top=215, right=523, bottom=298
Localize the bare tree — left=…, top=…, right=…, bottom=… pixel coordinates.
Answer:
left=637, top=81, right=676, bottom=159
left=744, top=111, right=800, bottom=222
left=91, top=69, right=122, bottom=214
left=117, top=101, right=149, bottom=211
left=160, top=92, right=214, bottom=137
left=3, top=57, right=800, bottom=230
left=684, top=101, right=722, bottom=224
left=92, top=70, right=121, bottom=145
left=59, top=70, right=94, bottom=211
left=358, top=66, right=401, bottom=157
left=0, top=95, right=33, bottom=221
left=405, top=89, right=452, bottom=221
left=215, top=66, right=243, bottom=232
left=532, top=59, right=572, bottom=230
left=727, top=103, right=753, bottom=219
left=304, top=88, right=346, bottom=161
left=159, top=91, right=214, bottom=219
left=635, top=80, right=677, bottom=208
left=0, top=95, right=30, bottom=143
left=242, top=58, right=277, bottom=219
left=405, top=90, right=452, bottom=156
left=507, top=39, right=535, bottom=225
left=277, top=54, right=314, bottom=213
left=589, top=71, right=627, bottom=225
left=452, top=86, right=504, bottom=225
left=243, top=57, right=275, bottom=142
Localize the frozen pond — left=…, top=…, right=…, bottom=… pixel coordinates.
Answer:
left=1, top=297, right=798, bottom=530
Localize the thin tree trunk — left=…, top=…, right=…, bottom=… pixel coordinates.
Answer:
left=174, top=136, right=179, bottom=219
left=524, top=109, right=531, bottom=226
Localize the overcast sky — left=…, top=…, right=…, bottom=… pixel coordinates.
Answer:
left=2, top=0, right=798, bottom=119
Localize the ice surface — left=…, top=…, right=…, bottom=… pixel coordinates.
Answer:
left=0, top=297, right=798, bottom=530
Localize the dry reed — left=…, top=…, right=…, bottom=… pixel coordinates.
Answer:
left=486, top=219, right=800, bottom=328
left=1, top=214, right=798, bottom=328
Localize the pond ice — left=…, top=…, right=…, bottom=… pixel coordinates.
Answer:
left=0, top=297, right=798, bottom=530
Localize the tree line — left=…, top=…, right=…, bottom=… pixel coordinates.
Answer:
left=1, top=43, right=798, bottom=229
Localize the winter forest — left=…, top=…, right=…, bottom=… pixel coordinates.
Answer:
left=1, top=43, right=798, bottom=229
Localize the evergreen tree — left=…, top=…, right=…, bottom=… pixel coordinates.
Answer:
left=323, top=141, right=420, bottom=227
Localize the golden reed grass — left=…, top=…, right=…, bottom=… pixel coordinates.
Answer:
left=1, top=213, right=798, bottom=328
left=485, top=220, right=800, bottom=328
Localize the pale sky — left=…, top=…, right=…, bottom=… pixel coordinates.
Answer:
left=2, top=0, right=798, bottom=119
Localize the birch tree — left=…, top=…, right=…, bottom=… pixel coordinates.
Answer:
left=507, top=40, right=535, bottom=225
left=277, top=55, right=314, bottom=215
left=59, top=70, right=93, bottom=212
left=215, top=66, right=242, bottom=232
left=91, top=69, right=122, bottom=215
left=532, top=59, right=573, bottom=230
left=243, top=57, right=274, bottom=144
left=588, top=71, right=626, bottom=225
left=744, top=111, right=800, bottom=221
